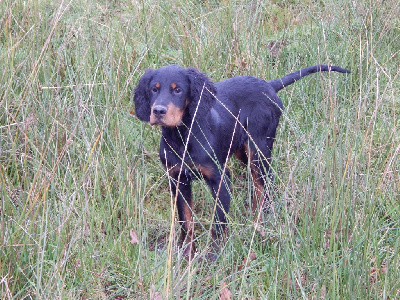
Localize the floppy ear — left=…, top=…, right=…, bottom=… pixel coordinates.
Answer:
left=133, top=69, right=155, bottom=122
left=185, top=67, right=217, bottom=118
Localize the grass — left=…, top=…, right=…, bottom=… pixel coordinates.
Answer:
left=1, top=0, right=399, bottom=298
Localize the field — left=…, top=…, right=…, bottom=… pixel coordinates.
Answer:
left=1, top=0, right=399, bottom=298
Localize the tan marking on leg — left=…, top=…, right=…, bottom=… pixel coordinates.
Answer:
left=249, top=149, right=264, bottom=214
left=196, top=164, right=213, bottom=179
left=251, top=169, right=264, bottom=214
left=167, top=165, right=180, bottom=177
left=244, top=143, right=250, bottom=156
left=234, top=149, right=241, bottom=161
left=182, top=201, right=195, bottom=258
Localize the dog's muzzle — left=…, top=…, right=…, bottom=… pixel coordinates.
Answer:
left=150, top=105, right=167, bottom=125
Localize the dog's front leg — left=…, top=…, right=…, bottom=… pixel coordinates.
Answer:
left=204, top=169, right=231, bottom=258
left=169, top=173, right=195, bottom=259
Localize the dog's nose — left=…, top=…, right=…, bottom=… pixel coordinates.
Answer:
left=152, top=105, right=167, bottom=118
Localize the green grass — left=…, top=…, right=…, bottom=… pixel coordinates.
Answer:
left=1, top=0, right=399, bottom=298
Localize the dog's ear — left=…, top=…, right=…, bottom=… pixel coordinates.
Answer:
left=185, top=67, right=217, bottom=118
left=133, top=69, right=155, bottom=122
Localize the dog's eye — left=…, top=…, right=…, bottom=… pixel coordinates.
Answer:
left=151, top=87, right=158, bottom=93
left=174, top=88, right=182, bottom=94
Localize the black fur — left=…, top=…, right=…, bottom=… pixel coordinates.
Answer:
left=133, top=64, right=350, bottom=258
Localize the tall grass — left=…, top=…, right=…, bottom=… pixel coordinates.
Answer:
left=1, top=0, right=399, bottom=298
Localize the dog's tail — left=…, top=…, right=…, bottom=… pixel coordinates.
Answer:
left=269, top=65, right=350, bottom=92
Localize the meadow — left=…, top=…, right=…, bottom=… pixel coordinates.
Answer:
left=1, top=0, right=399, bottom=298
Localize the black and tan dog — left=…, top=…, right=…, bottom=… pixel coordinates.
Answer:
left=133, top=64, right=350, bottom=258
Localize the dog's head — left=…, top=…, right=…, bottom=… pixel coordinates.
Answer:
left=133, top=65, right=216, bottom=127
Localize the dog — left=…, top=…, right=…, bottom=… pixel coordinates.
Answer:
left=133, top=64, right=350, bottom=258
